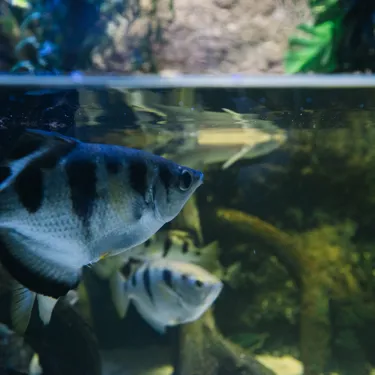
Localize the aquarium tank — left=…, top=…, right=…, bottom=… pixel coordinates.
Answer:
left=0, top=0, right=375, bottom=375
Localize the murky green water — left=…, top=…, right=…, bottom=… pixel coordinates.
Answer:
left=1, top=80, right=375, bottom=375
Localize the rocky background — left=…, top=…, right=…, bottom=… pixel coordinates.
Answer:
left=91, top=0, right=312, bottom=74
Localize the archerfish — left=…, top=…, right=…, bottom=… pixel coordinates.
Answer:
left=0, top=129, right=203, bottom=334
left=93, top=230, right=223, bottom=318
left=111, top=258, right=223, bottom=334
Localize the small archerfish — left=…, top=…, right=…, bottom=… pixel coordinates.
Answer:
left=0, top=129, right=203, bottom=334
left=92, top=229, right=223, bottom=319
left=112, top=259, right=223, bottom=334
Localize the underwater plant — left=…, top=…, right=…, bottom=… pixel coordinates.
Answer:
left=0, top=0, right=102, bottom=72
left=0, top=0, right=175, bottom=73
left=284, top=0, right=375, bottom=73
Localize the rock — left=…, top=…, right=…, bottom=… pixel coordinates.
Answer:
left=213, top=0, right=238, bottom=10
left=90, top=0, right=311, bottom=74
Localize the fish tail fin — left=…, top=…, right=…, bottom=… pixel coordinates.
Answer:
left=36, top=294, right=58, bottom=326
left=109, top=271, right=130, bottom=319
left=11, top=283, right=36, bottom=335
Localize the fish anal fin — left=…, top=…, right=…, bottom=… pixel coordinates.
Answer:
left=221, top=144, right=254, bottom=170
left=11, top=283, right=36, bottom=335
left=0, top=228, right=82, bottom=299
left=197, top=240, right=224, bottom=277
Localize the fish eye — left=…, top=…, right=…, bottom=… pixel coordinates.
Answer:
left=179, top=169, right=193, bottom=191
left=195, top=280, right=204, bottom=288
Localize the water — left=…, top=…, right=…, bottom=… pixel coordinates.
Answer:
left=1, top=76, right=375, bottom=375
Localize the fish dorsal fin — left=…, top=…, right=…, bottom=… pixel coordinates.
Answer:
left=6, top=129, right=78, bottom=162
left=25, top=129, right=79, bottom=144
left=197, top=240, right=225, bottom=277
left=0, top=129, right=79, bottom=189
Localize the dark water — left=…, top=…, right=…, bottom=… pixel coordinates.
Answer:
left=1, top=83, right=375, bottom=375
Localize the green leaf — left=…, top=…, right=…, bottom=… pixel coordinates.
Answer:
left=309, top=0, right=342, bottom=24
left=5, top=0, right=31, bottom=10
left=284, top=20, right=340, bottom=73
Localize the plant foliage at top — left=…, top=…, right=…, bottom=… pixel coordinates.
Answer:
left=285, top=0, right=375, bottom=73
left=0, top=0, right=134, bottom=73
left=284, top=0, right=345, bottom=73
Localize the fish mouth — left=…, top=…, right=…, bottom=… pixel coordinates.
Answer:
left=207, top=281, right=224, bottom=304
left=191, top=169, right=204, bottom=188
left=214, top=281, right=224, bottom=295
left=197, top=171, right=204, bottom=185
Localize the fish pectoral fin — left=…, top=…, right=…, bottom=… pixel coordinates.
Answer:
left=109, top=272, right=129, bottom=319
left=11, top=283, right=36, bottom=335
left=36, top=294, right=58, bottom=325
left=157, top=282, right=184, bottom=305
left=0, top=228, right=82, bottom=299
left=133, top=301, right=166, bottom=335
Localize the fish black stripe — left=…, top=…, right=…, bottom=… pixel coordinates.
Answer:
left=182, top=241, right=189, bottom=254
left=158, top=164, right=173, bottom=202
left=0, top=236, right=80, bottom=298
left=14, top=165, right=44, bottom=213
left=142, top=267, right=154, bottom=304
left=144, top=239, right=151, bottom=248
left=12, top=142, right=77, bottom=214
left=163, top=237, right=172, bottom=257
left=162, top=269, right=173, bottom=289
left=128, top=158, right=148, bottom=199
left=65, top=157, right=98, bottom=230
left=104, top=153, right=122, bottom=175
left=0, top=166, right=11, bottom=184
left=131, top=272, right=137, bottom=287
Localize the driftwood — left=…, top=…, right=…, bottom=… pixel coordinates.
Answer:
left=215, top=208, right=361, bottom=375
left=172, top=310, right=274, bottom=375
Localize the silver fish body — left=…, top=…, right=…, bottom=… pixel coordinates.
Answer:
left=0, top=129, right=203, bottom=333
left=112, top=259, right=223, bottom=333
